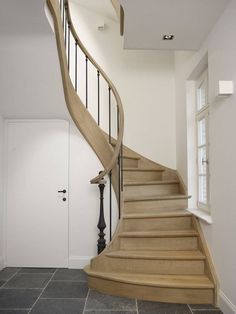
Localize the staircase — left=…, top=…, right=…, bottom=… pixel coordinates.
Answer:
left=47, top=0, right=218, bottom=305
left=84, top=144, right=217, bottom=305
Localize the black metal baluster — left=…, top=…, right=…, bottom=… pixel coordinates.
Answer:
left=97, top=176, right=107, bottom=254
left=109, top=171, right=112, bottom=241
left=62, top=0, right=65, bottom=28
left=117, top=108, right=121, bottom=219
left=68, top=22, right=70, bottom=71
left=75, top=41, right=78, bottom=92
left=85, top=55, right=88, bottom=109
left=121, top=142, right=123, bottom=192
left=97, top=70, right=100, bottom=125
left=64, top=12, right=67, bottom=48
left=108, top=86, right=111, bottom=144
left=118, top=153, right=121, bottom=219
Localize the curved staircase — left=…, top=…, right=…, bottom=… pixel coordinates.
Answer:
left=85, top=145, right=217, bottom=305
left=47, top=0, right=218, bottom=305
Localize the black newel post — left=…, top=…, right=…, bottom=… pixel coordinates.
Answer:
left=97, top=176, right=107, bottom=254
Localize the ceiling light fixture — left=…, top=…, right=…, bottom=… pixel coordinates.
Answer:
left=163, top=35, right=174, bottom=40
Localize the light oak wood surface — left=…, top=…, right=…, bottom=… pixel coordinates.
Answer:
left=47, top=0, right=218, bottom=305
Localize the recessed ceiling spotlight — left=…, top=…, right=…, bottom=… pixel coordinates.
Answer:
left=163, top=35, right=174, bottom=40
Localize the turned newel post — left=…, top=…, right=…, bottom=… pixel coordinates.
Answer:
left=97, top=175, right=107, bottom=254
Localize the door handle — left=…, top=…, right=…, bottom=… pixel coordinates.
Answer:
left=58, top=189, right=66, bottom=193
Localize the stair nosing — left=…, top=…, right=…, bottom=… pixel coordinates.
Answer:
left=124, top=180, right=179, bottom=186
left=123, top=167, right=165, bottom=172
left=106, top=250, right=206, bottom=261
left=123, top=211, right=192, bottom=219
left=118, top=230, right=198, bottom=238
left=124, top=194, right=190, bottom=202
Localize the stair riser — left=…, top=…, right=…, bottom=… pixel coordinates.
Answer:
left=120, top=237, right=198, bottom=250
left=88, top=277, right=214, bottom=304
left=94, top=258, right=205, bottom=275
left=124, top=199, right=188, bottom=214
left=124, top=183, right=180, bottom=198
left=124, top=171, right=163, bottom=182
left=123, top=158, right=139, bottom=168
left=123, top=217, right=192, bottom=231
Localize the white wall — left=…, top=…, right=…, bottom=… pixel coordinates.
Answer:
left=175, top=1, right=236, bottom=312
left=69, top=124, right=118, bottom=268
left=0, top=8, right=118, bottom=268
left=0, top=115, right=4, bottom=269
left=175, top=51, right=194, bottom=184
left=70, top=1, right=176, bottom=169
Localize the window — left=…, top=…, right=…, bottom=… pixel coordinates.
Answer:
left=196, top=71, right=210, bottom=212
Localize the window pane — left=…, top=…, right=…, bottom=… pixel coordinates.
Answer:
left=198, top=175, right=207, bottom=204
left=197, top=79, right=207, bottom=111
left=198, top=118, right=206, bottom=146
left=198, top=146, right=207, bottom=174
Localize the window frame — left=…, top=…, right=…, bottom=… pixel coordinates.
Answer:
left=195, top=71, right=210, bottom=212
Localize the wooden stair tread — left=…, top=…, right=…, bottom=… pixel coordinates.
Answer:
left=119, top=229, right=198, bottom=238
left=123, top=167, right=164, bottom=172
left=124, top=180, right=179, bottom=186
left=85, top=267, right=214, bottom=289
left=123, top=155, right=140, bottom=160
left=106, top=250, right=206, bottom=260
left=125, top=194, right=190, bottom=202
left=123, top=209, right=191, bottom=219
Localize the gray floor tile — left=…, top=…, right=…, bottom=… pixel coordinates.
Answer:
left=190, top=304, right=220, bottom=310
left=52, top=269, right=87, bottom=281
left=18, top=268, right=55, bottom=274
left=41, top=281, right=88, bottom=298
left=192, top=311, right=223, bottom=314
left=0, top=310, right=29, bottom=314
left=0, top=269, right=20, bottom=281
left=85, top=312, right=137, bottom=314
left=86, top=290, right=136, bottom=311
left=31, top=298, right=85, bottom=314
left=4, top=274, right=51, bottom=289
left=0, top=289, right=40, bottom=309
left=138, top=300, right=191, bottom=314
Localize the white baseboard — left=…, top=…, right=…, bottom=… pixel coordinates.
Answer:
left=219, top=290, right=236, bottom=314
left=0, top=256, right=4, bottom=270
left=68, top=256, right=93, bottom=269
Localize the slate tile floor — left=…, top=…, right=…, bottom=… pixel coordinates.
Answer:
left=0, top=268, right=223, bottom=314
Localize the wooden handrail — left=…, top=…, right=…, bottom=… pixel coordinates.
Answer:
left=47, top=0, right=124, bottom=185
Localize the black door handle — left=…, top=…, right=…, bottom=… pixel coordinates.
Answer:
left=58, top=189, right=66, bottom=193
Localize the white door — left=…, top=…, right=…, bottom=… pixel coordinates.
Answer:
left=5, top=120, right=69, bottom=267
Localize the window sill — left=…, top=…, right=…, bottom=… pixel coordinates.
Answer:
left=187, top=208, right=212, bottom=224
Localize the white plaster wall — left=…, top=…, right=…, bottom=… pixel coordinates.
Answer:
left=70, top=1, right=176, bottom=169
left=175, top=51, right=194, bottom=184
left=175, top=1, right=236, bottom=311
left=69, top=124, right=118, bottom=268
left=0, top=115, right=4, bottom=269
left=0, top=20, right=118, bottom=267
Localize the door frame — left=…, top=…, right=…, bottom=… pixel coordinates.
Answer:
left=3, top=119, right=70, bottom=267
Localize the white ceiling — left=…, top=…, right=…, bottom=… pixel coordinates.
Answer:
left=0, top=0, right=50, bottom=37
left=71, top=0, right=118, bottom=21
left=119, top=0, right=230, bottom=50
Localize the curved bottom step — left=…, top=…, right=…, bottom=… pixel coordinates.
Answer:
left=85, top=266, right=215, bottom=304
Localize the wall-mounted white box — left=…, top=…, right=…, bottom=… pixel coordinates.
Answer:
left=218, top=81, right=234, bottom=96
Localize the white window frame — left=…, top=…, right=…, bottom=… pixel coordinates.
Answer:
left=196, top=71, right=210, bottom=212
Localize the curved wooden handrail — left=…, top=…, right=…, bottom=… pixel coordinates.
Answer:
left=65, top=0, right=124, bottom=184
left=47, top=0, right=124, bottom=185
